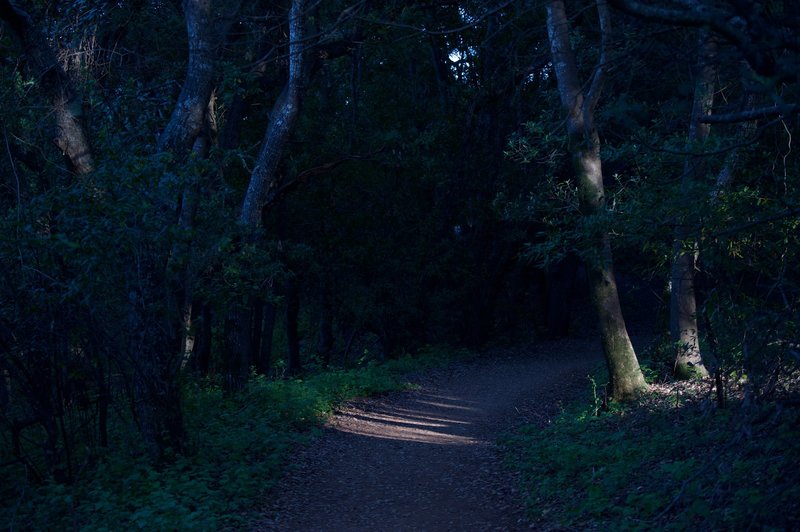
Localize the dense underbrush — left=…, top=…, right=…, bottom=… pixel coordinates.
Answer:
left=504, top=375, right=800, bottom=530
left=1, top=347, right=459, bottom=530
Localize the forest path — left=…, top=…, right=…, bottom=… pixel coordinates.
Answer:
left=256, top=338, right=619, bottom=531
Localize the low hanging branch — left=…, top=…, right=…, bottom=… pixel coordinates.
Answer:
left=262, top=148, right=384, bottom=213
left=700, top=103, right=798, bottom=124
left=606, top=0, right=796, bottom=82
left=262, top=148, right=383, bottom=217
left=709, top=207, right=800, bottom=239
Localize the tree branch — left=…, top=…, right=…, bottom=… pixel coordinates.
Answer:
left=700, top=104, right=799, bottom=124
left=584, top=0, right=611, bottom=117
left=709, top=208, right=800, bottom=239
left=262, top=149, right=383, bottom=212
left=606, top=0, right=767, bottom=79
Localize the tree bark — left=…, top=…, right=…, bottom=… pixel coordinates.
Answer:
left=257, top=300, right=277, bottom=375
left=317, top=291, right=334, bottom=367
left=223, top=302, right=252, bottom=390
left=223, top=0, right=306, bottom=386
left=157, top=0, right=225, bottom=156
left=0, top=0, right=93, bottom=175
left=671, top=31, right=717, bottom=379
left=545, top=0, right=647, bottom=400
left=285, top=276, right=302, bottom=375
left=127, top=283, right=185, bottom=461
left=239, top=0, right=306, bottom=228
left=129, top=0, right=234, bottom=454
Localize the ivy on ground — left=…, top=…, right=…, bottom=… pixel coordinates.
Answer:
left=504, top=384, right=800, bottom=530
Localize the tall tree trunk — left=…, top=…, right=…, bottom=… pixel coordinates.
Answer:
left=157, top=0, right=234, bottom=155
left=545, top=0, right=647, bottom=400
left=0, top=0, right=93, bottom=175
left=285, top=276, right=302, bottom=375
left=127, top=282, right=185, bottom=462
left=224, top=0, right=306, bottom=387
left=223, top=301, right=253, bottom=390
left=545, top=254, right=578, bottom=338
left=257, top=300, right=277, bottom=375
left=129, top=0, right=234, bottom=455
left=192, top=302, right=213, bottom=375
left=239, top=0, right=306, bottom=228
left=317, top=288, right=334, bottom=368
left=671, top=31, right=717, bottom=379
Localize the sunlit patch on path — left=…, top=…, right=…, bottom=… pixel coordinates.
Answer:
left=333, top=392, right=481, bottom=445
left=259, top=340, right=607, bottom=531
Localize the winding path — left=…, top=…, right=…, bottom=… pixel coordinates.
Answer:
left=256, top=338, right=614, bottom=531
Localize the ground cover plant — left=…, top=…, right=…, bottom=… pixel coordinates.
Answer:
left=1, top=347, right=459, bottom=530
left=504, top=375, right=800, bottom=530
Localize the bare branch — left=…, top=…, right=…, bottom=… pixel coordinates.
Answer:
left=606, top=0, right=767, bottom=78
left=261, top=149, right=382, bottom=212
left=700, top=104, right=799, bottom=124
left=584, top=0, right=611, bottom=117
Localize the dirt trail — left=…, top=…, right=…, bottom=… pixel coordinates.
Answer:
left=257, top=338, right=614, bottom=531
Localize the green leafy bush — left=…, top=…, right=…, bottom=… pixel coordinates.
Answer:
left=504, top=389, right=800, bottom=530
left=1, top=346, right=460, bottom=530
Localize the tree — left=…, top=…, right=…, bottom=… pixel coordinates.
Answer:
left=224, top=0, right=307, bottom=388
left=0, top=0, right=93, bottom=175
left=544, top=0, right=647, bottom=400
left=670, top=30, right=717, bottom=379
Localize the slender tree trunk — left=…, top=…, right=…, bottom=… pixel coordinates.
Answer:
left=317, top=290, right=334, bottom=367
left=224, top=0, right=306, bottom=386
left=251, top=298, right=264, bottom=370
left=258, top=300, right=277, bottom=375
left=671, top=31, right=717, bottom=379
left=128, top=0, right=235, bottom=455
left=239, top=0, right=306, bottom=228
left=285, top=277, right=302, bottom=375
left=223, top=302, right=252, bottom=390
left=193, top=302, right=213, bottom=375
left=545, top=0, right=647, bottom=400
left=127, top=283, right=185, bottom=461
left=158, top=0, right=238, bottom=155
left=712, top=92, right=757, bottom=197
left=546, top=254, right=578, bottom=338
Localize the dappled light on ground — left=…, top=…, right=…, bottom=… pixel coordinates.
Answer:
left=263, top=343, right=604, bottom=530
left=333, top=392, right=482, bottom=445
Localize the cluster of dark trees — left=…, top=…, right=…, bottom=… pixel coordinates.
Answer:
left=1, top=0, right=797, bottom=479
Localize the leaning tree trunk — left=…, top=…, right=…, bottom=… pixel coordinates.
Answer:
left=671, top=31, right=717, bottom=379
left=545, top=0, right=647, bottom=400
left=0, top=0, right=93, bottom=175
left=224, top=0, right=307, bottom=389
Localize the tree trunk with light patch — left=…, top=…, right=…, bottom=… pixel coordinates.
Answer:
left=671, top=31, right=717, bottom=379
left=0, top=0, right=94, bottom=175
left=545, top=0, right=647, bottom=400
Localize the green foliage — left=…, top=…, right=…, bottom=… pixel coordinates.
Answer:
left=0, top=346, right=461, bottom=529
left=504, top=392, right=800, bottom=529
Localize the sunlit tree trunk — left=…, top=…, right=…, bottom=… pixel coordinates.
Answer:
left=545, top=0, right=647, bottom=400
left=671, top=31, right=716, bottom=379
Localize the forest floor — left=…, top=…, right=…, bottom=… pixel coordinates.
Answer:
left=255, top=336, right=650, bottom=531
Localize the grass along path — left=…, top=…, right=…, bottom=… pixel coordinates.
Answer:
left=257, top=338, right=608, bottom=530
